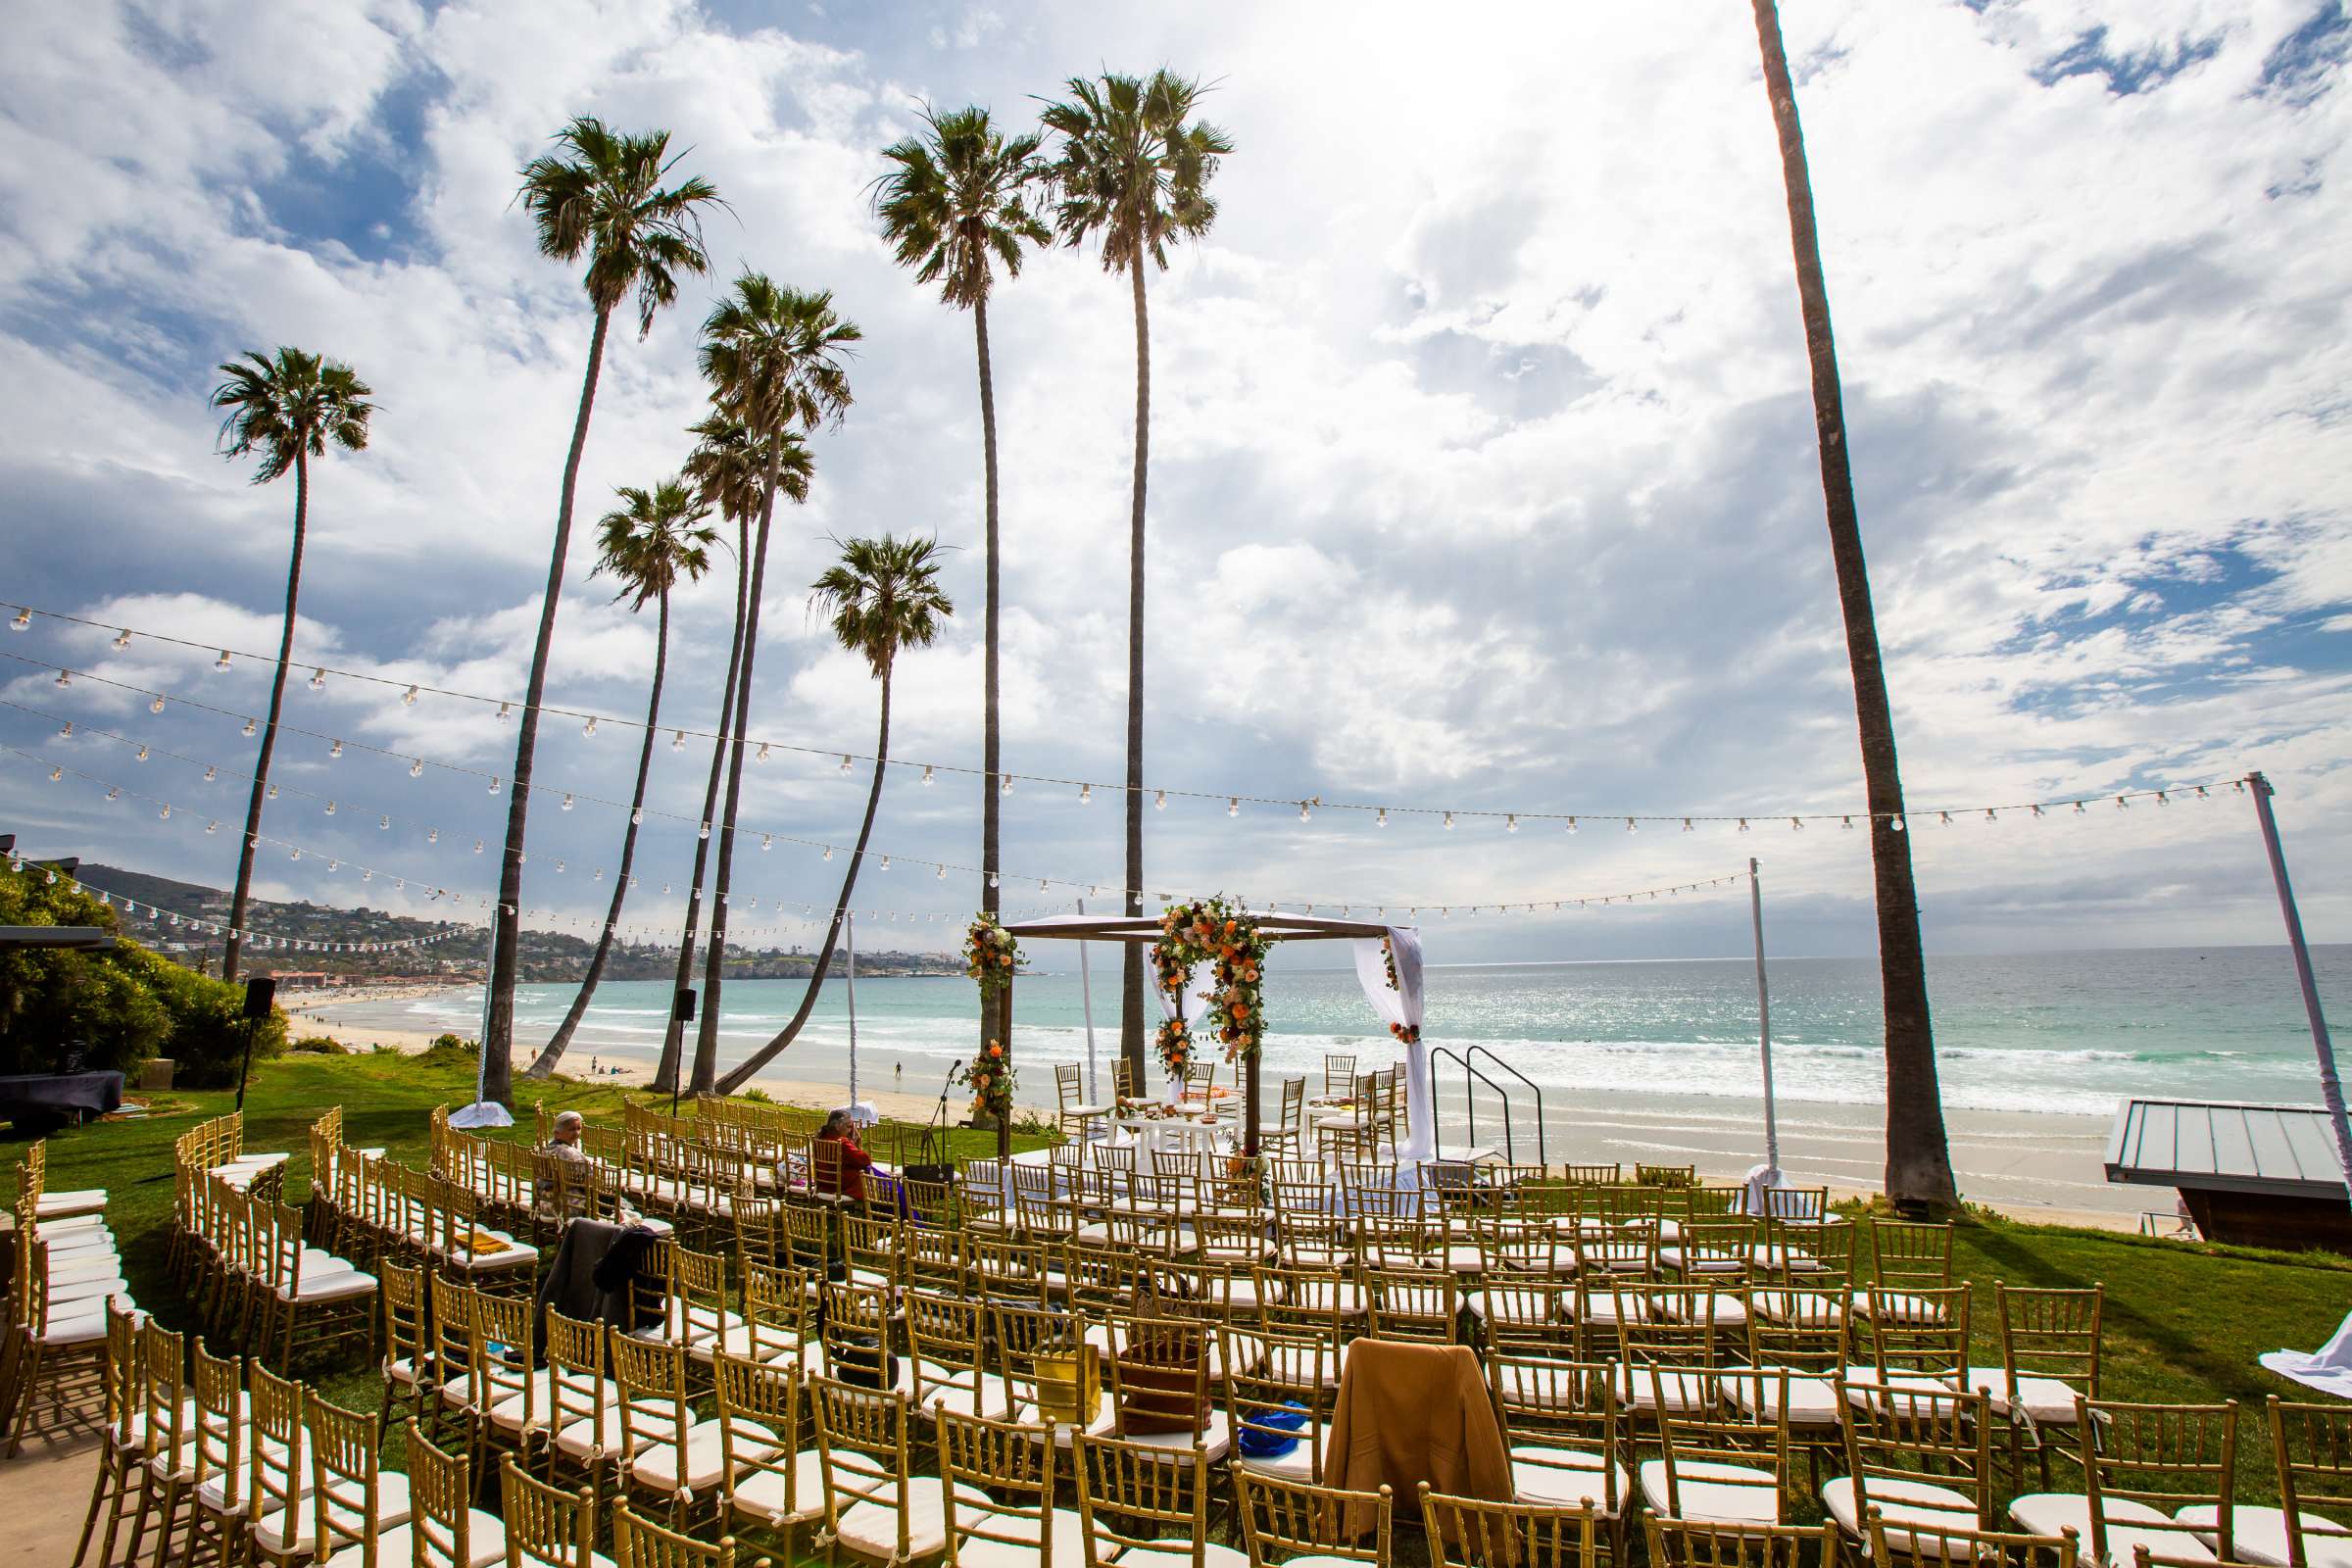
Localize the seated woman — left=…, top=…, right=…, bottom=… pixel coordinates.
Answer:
left=813, top=1108, right=874, bottom=1203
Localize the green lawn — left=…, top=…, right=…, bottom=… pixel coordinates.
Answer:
left=8, top=1054, right=2350, bottom=1539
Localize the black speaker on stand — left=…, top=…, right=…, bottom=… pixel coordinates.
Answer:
left=234, top=975, right=276, bottom=1112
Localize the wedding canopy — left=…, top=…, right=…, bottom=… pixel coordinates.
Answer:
left=1004, top=909, right=1430, bottom=1159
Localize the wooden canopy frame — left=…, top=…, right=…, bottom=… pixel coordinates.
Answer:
left=1001, top=909, right=1396, bottom=1156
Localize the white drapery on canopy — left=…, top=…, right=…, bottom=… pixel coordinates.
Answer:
left=1154, top=959, right=1222, bottom=1104
left=1351, top=925, right=1432, bottom=1162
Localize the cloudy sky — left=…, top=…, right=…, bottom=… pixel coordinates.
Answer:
left=2, top=0, right=2347, bottom=965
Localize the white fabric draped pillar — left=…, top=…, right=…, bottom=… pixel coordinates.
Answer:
left=1351, top=926, right=1431, bottom=1163
left=1153, top=959, right=1219, bottom=1104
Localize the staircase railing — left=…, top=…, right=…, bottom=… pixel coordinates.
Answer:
left=1427, top=1045, right=1549, bottom=1169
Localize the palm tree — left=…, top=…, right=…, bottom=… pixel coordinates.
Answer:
left=1040, top=71, right=1231, bottom=1089
left=524, top=479, right=715, bottom=1078
left=688, top=276, right=860, bottom=1094
left=651, top=411, right=812, bottom=1092
left=484, top=118, right=721, bottom=1109
left=208, top=348, right=373, bottom=983
left=870, top=102, right=1050, bottom=1077
left=718, top=535, right=952, bottom=1095
left=1750, top=0, right=1955, bottom=1210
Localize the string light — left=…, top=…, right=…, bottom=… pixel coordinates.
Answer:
left=880, top=857, right=891, bottom=871
left=1443, top=811, right=1454, bottom=830
left=561, top=793, right=574, bottom=811
left=8, top=609, right=25, bottom=631
left=309, top=668, right=324, bottom=690
left=324, top=800, right=337, bottom=815
left=216, top=650, right=231, bottom=671
left=921, top=764, right=933, bottom=785
left=112, top=628, right=130, bottom=650
left=498, top=702, right=512, bottom=720
left=1376, top=808, right=1388, bottom=828
left=243, top=717, right=256, bottom=736
left=582, top=716, right=596, bottom=738
left=1080, top=783, right=1093, bottom=805
left=410, top=758, right=423, bottom=777
left=1001, top=774, right=1012, bottom=796
left=401, top=684, right=418, bottom=706
left=823, top=847, right=833, bottom=861
left=671, top=729, right=685, bottom=751
left=760, top=833, right=771, bottom=851
left=840, top=754, right=853, bottom=772
left=134, top=745, right=148, bottom=762
left=1890, top=814, right=1905, bottom=832
left=54, top=668, right=69, bottom=687
left=1229, top=798, right=1240, bottom=816
left=1155, top=790, right=1167, bottom=810
left=149, top=694, right=165, bottom=714
left=699, top=821, right=710, bottom=840
left=755, top=742, right=767, bottom=761
left=1507, top=814, right=1520, bottom=833
left=329, top=738, right=343, bottom=758
left=487, top=776, right=501, bottom=794
left=1298, top=801, right=1311, bottom=822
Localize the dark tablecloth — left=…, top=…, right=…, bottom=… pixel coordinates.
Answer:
left=0, top=1070, right=124, bottom=1122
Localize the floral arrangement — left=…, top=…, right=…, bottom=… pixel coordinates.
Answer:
left=1152, top=896, right=1269, bottom=1073
left=1381, top=934, right=1419, bottom=1044
left=962, top=912, right=1021, bottom=999
left=965, top=1037, right=1016, bottom=1122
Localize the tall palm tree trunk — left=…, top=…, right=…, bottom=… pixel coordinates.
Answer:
left=483, top=303, right=613, bottom=1106
left=1118, top=253, right=1151, bottom=1089
left=716, top=666, right=893, bottom=1094
left=656, top=514, right=750, bottom=1091
left=693, top=451, right=785, bottom=1092
left=1751, top=0, right=1955, bottom=1209
left=222, top=448, right=309, bottom=983
left=976, top=294, right=1006, bottom=1075
left=525, top=592, right=669, bottom=1077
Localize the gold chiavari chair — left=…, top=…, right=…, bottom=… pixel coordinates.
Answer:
left=1106, top=1316, right=1227, bottom=1461
left=808, top=1372, right=949, bottom=1563
left=2250, top=1396, right=2352, bottom=1568
left=375, top=1259, right=433, bottom=1438
left=907, top=1290, right=1004, bottom=1421
left=841, top=1213, right=906, bottom=1298
left=671, top=1245, right=748, bottom=1366
left=731, top=1194, right=784, bottom=1274
left=1223, top=1323, right=1336, bottom=1485
left=1614, top=1282, right=1731, bottom=1418
left=1639, top=1366, right=1791, bottom=1527
left=1483, top=1278, right=1584, bottom=1361
left=939, top=1407, right=1083, bottom=1568
left=741, top=1263, right=817, bottom=1372
left=1824, top=1384, right=1994, bottom=1552
left=2012, top=1400, right=2240, bottom=1568
left=1420, top=1488, right=1600, bottom=1568
left=130, top=1320, right=199, bottom=1568
left=1635, top=1165, right=1695, bottom=1190
left=1237, top=1471, right=1392, bottom=1568
left=405, top=1417, right=508, bottom=1567
left=1739, top=1287, right=1846, bottom=1488
left=184, top=1338, right=253, bottom=1566
left=78, top=1301, right=148, bottom=1568
left=612, top=1499, right=764, bottom=1568
left=612, top=1334, right=724, bottom=1533
left=499, top=1452, right=603, bottom=1568
left=1071, top=1429, right=1230, bottom=1568
left=993, top=1299, right=1116, bottom=1446
left=1488, top=1356, right=1629, bottom=1561
left=1855, top=1220, right=1954, bottom=1327
left=1966, top=1285, right=2104, bottom=1488
left=709, top=1351, right=814, bottom=1547
left=469, top=1289, right=549, bottom=1467
left=1321, top=1054, right=1356, bottom=1100
left=1062, top=1241, right=1139, bottom=1325
left=905, top=1225, right=966, bottom=1298
left=1257, top=1259, right=1365, bottom=1342
left=304, top=1390, right=418, bottom=1566
left=1877, top=1518, right=2079, bottom=1568
left=818, top=1282, right=898, bottom=1395
left=1644, top=1518, right=1835, bottom=1568
left=240, top=1362, right=322, bottom=1568
left=967, top=1235, right=1052, bottom=1307
left=1368, top=1264, right=1459, bottom=1345
left=1847, top=1287, right=1973, bottom=1409
left=778, top=1203, right=833, bottom=1281
left=542, top=1310, right=626, bottom=1492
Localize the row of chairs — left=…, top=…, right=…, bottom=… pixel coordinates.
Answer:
left=175, top=1168, right=378, bottom=1370
left=3, top=1142, right=133, bottom=1456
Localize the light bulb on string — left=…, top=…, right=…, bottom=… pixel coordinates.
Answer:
left=1376, top=808, right=1388, bottom=828
left=324, top=800, right=337, bottom=815
left=630, top=808, right=642, bottom=825
left=243, top=717, right=256, bottom=736
left=1000, top=774, right=1012, bottom=797
left=698, top=821, right=710, bottom=841
left=1444, top=811, right=1455, bottom=830
left=158, top=803, right=170, bottom=819
left=1298, top=801, right=1311, bottom=822
left=1938, top=811, right=1952, bottom=826
left=935, top=864, right=946, bottom=879
left=498, top=702, right=511, bottom=720
left=1839, top=815, right=1852, bottom=830
left=8, top=608, right=26, bottom=631
left=1889, top=814, right=1905, bottom=832
left=49, top=766, right=61, bottom=781
left=840, top=754, right=853, bottom=772
left=1789, top=816, right=1803, bottom=831
left=1625, top=817, right=1637, bottom=833
left=216, top=650, right=231, bottom=671
left=880, top=857, right=890, bottom=871
left=760, top=833, right=771, bottom=852
left=2116, top=795, right=2130, bottom=809
left=402, top=684, right=418, bottom=706
left=2073, top=800, right=2086, bottom=813
left=135, top=746, right=148, bottom=762
left=1738, top=817, right=1750, bottom=833
left=473, top=839, right=483, bottom=854
left=989, top=872, right=1000, bottom=889
left=1681, top=817, right=1692, bottom=833
left=560, top=793, right=573, bottom=811
left=822, top=846, right=832, bottom=861
left=1228, top=798, right=1240, bottom=817
left=113, top=628, right=130, bottom=649
left=378, top=814, right=389, bottom=830
left=267, top=783, right=277, bottom=800
left=1154, top=790, right=1167, bottom=810
left=329, top=739, right=342, bottom=758
left=582, top=716, right=596, bottom=738
left=55, top=668, right=69, bottom=687
left=1984, top=808, right=1997, bottom=822
left=426, top=828, right=438, bottom=844
left=488, top=776, right=501, bottom=794
left=309, top=668, right=324, bottom=690
left=919, top=764, right=934, bottom=786
left=669, top=729, right=685, bottom=751
left=203, top=765, right=216, bottom=781
left=205, top=819, right=218, bottom=833
left=1080, top=783, right=1093, bottom=805
left=150, top=695, right=165, bottom=714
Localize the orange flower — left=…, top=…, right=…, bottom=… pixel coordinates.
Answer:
left=987, top=1043, right=1003, bottom=1057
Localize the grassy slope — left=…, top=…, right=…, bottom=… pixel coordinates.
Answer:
left=7, top=1053, right=2349, bottom=1522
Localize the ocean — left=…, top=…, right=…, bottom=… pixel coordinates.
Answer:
left=322, top=943, right=2349, bottom=1122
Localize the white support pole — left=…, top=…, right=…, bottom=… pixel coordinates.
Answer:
left=450, top=913, right=512, bottom=1128
left=1750, top=857, right=1780, bottom=1179
left=1076, top=898, right=1101, bottom=1105
left=2248, top=772, right=2352, bottom=1203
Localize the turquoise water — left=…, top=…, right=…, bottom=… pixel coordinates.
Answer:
left=330, top=944, right=2350, bottom=1119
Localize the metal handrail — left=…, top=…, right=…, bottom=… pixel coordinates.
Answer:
left=1428, top=1046, right=1519, bottom=1164
left=1464, top=1046, right=1547, bottom=1171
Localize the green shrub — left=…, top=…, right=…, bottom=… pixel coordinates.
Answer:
left=738, top=1087, right=772, bottom=1103
left=411, top=1034, right=478, bottom=1068
left=0, top=861, right=282, bottom=1085
left=289, top=1035, right=346, bottom=1054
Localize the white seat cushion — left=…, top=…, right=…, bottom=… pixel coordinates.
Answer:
left=322, top=1513, right=505, bottom=1568
left=2177, top=1504, right=2352, bottom=1568
left=2011, top=1494, right=2214, bottom=1568
left=632, top=1419, right=774, bottom=1494
left=728, top=1449, right=831, bottom=1527
left=955, top=1504, right=1087, bottom=1568
left=1823, top=1475, right=1983, bottom=1549
left=1965, top=1368, right=2084, bottom=1426
left=1233, top=1419, right=1328, bottom=1482
left=44, top=1252, right=130, bottom=1284
left=1613, top=1364, right=1714, bottom=1414
left=1117, top=1409, right=1234, bottom=1464
left=1852, top=1292, right=1949, bottom=1324
left=1731, top=1368, right=1843, bottom=1428
left=33, top=1189, right=108, bottom=1219
left=1511, top=1446, right=1628, bottom=1516
left=836, top=1476, right=986, bottom=1561
left=281, top=1269, right=378, bottom=1304
left=1639, top=1457, right=1783, bottom=1525
left=1110, top=1544, right=1251, bottom=1568
left=251, top=1472, right=415, bottom=1556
